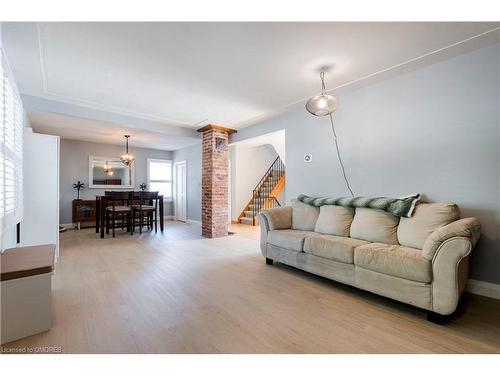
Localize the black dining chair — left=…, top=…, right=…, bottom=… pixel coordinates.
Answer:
left=132, top=191, right=159, bottom=234
left=105, top=191, right=132, bottom=237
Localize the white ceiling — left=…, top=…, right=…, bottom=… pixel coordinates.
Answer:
left=28, top=111, right=198, bottom=151
left=231, top=129, right=285, bottom=148
left=2, top=22, right=500, bottom=149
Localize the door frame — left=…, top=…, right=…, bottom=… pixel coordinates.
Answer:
left=174, top=160, right=187, bottom=222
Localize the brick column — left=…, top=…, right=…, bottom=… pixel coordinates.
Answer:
left=197, top=124, right=237, bottom=238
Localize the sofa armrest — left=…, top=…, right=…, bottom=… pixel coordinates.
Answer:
left=431, top=237, right=472, bottom=315
left=257, top=213, right=270, bottom=258
left=260, top=206, right=293, bottom=231
left=258, top=207, right=292, bottom=259
left=422, top=217, right=481, bottom=261
left=424, top=218, right=480, bottom=315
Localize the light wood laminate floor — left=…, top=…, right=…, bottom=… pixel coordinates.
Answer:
left=2, top=222, right=500, bottom=353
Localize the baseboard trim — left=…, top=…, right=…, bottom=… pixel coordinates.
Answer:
left=466, top=279, right=500, bottom=300
left=163, top=215, right=175, bottom=220
left=186, top=219, right=201, bottom=225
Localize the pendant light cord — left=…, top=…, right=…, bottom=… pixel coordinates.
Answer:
left=328, top=113, right=355, bottom=197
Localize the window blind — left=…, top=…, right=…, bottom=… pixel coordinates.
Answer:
left=0, top=48, right=25, bottom=234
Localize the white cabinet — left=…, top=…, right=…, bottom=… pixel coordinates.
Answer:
left=21, top=129, right=60, bottom=256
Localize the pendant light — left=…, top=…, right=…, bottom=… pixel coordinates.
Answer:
left=305, top=71, right=339, bottom=116
left=120, top=135, right=135, bottom=166
left=305, top=71, right=354, bottom=197
left=103, top=160, right=113, bottom=175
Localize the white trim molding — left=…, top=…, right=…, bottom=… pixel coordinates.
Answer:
left=466, top=279, right=500, bottom=300
left=186, top=219, right=201, bottom=225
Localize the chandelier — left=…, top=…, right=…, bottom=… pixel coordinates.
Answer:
left=120, top=135, right=135, bottom=166
left=103, top=160, right=113, bottom=175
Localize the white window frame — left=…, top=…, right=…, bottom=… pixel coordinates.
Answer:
left=147, top=158, right=173, bottom=201
left=1, top=48, right=25, bottom=236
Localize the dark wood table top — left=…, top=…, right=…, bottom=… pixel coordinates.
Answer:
left=1, top=244, right=56, bottom=281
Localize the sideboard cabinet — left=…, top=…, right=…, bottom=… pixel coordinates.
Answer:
left=72, top=199, right=97, bottom=229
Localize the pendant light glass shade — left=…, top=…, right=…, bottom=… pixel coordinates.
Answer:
left=305, top=94, right=339, bottom=116
left=305, top=71, right=339, bottom=116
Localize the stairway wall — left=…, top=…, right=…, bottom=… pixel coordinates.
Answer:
left=230, top=144, right=279, bottom=221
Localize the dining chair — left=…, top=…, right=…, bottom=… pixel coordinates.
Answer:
left=105, top=191, right=132, bottom=237
left=132, top=191, right=159, bottom=234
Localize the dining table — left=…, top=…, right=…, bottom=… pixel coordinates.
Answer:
left=95, top=194, right=164, bottom=238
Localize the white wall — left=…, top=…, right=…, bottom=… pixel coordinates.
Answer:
left=21, top=129, right=59, bottom=252
left=1, top=226, right=17, bottom=251
left=232, top=43, right=500, bottom=285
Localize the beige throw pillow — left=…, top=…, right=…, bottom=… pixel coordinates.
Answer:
left=291, top=199, right=319, bottom=231
left=314, top=205, right=355, bottom=237
left=397, top=202, right=460, bottom=249
left=350, top=208, right=400, bottom=244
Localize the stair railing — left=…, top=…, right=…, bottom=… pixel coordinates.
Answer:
left=269, top=196, right=282, bottom=208
left=251, top=156, right=285, bottom=225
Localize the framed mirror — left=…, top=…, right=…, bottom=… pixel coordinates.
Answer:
left=89, top=156, right=135, bottom=189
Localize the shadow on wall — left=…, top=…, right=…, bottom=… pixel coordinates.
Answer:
left=470, top=237, right=500, bottom=283
left=462, top=206, right=500, bottom=284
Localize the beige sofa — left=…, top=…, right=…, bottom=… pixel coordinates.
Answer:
left=258, top=199, right=481, bottom=322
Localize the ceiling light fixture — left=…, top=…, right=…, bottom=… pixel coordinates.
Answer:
left=103, top=160, right=112, bottom=174
left=120, top=135, right=135, bottom=166
left=306, top=71, right=354, bottom=197
left=305, top=71, right=339, bottom=116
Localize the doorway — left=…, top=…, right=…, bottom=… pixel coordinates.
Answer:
left=174, top=161, right=187, bottom=222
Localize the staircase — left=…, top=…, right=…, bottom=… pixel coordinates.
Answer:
left=238, top=156, right=285, bottom=226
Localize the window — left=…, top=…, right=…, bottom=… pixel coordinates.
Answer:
left=0, top=49, right=25, bottom=235
left=147, top=159, right=172, bottom=200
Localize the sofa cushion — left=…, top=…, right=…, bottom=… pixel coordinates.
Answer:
left=350, top=208, right=400, bottom=244
left=397, top=203, right=460, bottom=249
left=267, top=230, right=321, bottom=252
left=304, top=235, right=370, bottom=264
left=314, top=205, right=355, bottom=236
left=261, top=207, right=293, bottom=230
left=354, top=242, right=432, bottom=283
left=291, top=199, right=320, bottom=231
